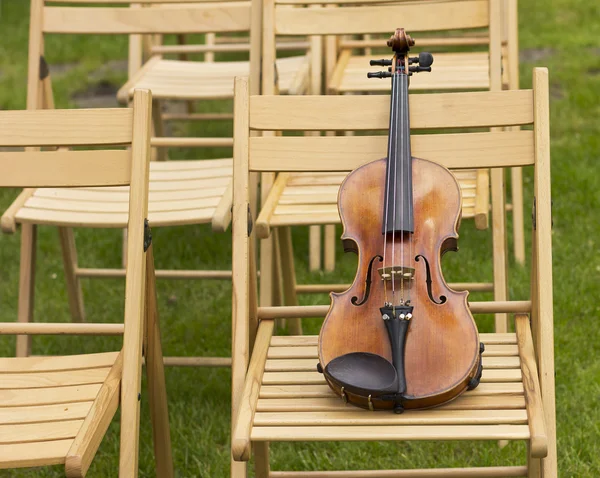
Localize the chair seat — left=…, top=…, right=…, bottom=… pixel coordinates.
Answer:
left=15, top=159, right=233, bottom=228
left=330, top=52, right=491, bottom=93
left=118, top=55, right=309, bottom=102
left=0, top=351, right=119, bottom=470
left=253, top=334, right=530, bottom=443
left=268, top=169, right=487, bottom=229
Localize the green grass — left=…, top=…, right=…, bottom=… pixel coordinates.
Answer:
left=1, top=1, right=600, bottom=477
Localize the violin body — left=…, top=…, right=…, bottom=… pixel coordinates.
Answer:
left=319, top=157, right=481, bottom=410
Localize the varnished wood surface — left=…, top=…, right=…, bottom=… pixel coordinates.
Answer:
left=319, top=158, right=479, bottom=408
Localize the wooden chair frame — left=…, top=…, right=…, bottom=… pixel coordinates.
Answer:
left=259, top=0, right=512, bottom=335
left=3, top=0, right=261, bottom=364
left=0, top=90, right=173, bottom=477
left=230, top=70, right=556, bottom=477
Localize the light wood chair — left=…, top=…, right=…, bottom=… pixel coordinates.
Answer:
left=4, top=0, right=263, bottom=363
left=0, top=90, right=173, bottom=477
left=230, top=69, right=556, bottom=477
left=259, top=0, right=511, bottom=335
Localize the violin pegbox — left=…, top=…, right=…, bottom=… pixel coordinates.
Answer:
left=367, top=29, right=434, bottom=78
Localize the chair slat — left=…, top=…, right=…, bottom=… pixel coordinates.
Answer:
left=0, top=439, right=72, bottom=469
left=0, top=401, right=92, bottom=425
left=249, top=131, right=535, bottom=172
left=275, top=0, right=488, bottom=36
left=0, top=420, right=83, bottom=445
left=257, top=394, right=527, bottom=412
left=272, top=332, right=519, bottom=346
left=0, top=368, right=111, bottom=390
left=250, top=90, right=534, bottom=131
left=251, top=424, right=530, bottom=442
left=254, top=409, right=528, bottom=426
left=0, top=151, right=131, bottom=188
left=262, top=368, right=521, bottom=385
left=0, top=352, right=118, bottom=373
left=0, top=108, right=132, bottom=146
left=44, top=4, right=252, bottom=34
left=259, top=382, right=524, bottom=399
left=0, top=384, right=102, bottom=407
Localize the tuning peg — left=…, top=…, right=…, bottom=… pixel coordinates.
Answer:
left=369, top=59, right=392, bottom=66
left=409, top=66, right=432, bottom=74
left=418, top=52, right=434, bottom=67
left=367, top=71, right=392, bottom=79
left=409, top=52, right=434, bottom=67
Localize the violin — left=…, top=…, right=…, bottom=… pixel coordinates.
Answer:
left=318, top=29, right=484, bottom=412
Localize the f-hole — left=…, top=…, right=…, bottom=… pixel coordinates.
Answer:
left=415, top=254, right=446, bottom=304
left=351, top=255, right=383, bottom=306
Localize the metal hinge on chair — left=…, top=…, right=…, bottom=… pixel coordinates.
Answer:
left=532, top=197, right=554, bottom=231
left=144, top=219, right=152, bottom=252
left=247, top=205, right=253, bottom=236
left=39, top=56, right=49, bottom=80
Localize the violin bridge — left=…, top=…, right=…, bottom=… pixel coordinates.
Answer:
left=378, top=266, right=415, bottom=282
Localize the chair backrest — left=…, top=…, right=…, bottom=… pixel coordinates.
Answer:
left=0, top=89, right=152, bottom=336
left=29, top=0, right=258, bottom=108
left=262, top=0, right=502, bottom=94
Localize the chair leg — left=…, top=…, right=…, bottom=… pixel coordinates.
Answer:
left=490, top=168, right=509, bottom=332
left=527, top=444, right=542, bottom=478
left=309, top=225, right=321, bottom=271
left=16, top=224, right=37, bottom=357
left=511, top=166, right=526, bottom=265
left=278, top=227, right=302, bottom=335
left=254, top=442, right=270, bottom=478
left=58, top=227, right=85, bottom=323
left=324, top=224, right=336, bottom=272
left=231, top=458, right=248, bottom=478
left=145, top=250, right=174, bottom=478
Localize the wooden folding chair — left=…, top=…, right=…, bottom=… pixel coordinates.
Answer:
left=259, top=0, right=511, bottom=334
left=230, top=69, right=556, bottom=477
left=3, top=0, right=265, bottom=362
left=0, top=90, right=173, bottom=477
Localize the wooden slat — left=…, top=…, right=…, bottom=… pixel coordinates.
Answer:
left=260, top=382, right=524, bottom=399
left=0, top=108, right=132, bottom=146
left=0, top=384, right=102, bottom=408
left=262, top=368, right=520, bottom=385
left=0, top=368, right=111, bottom=389
left=250, top=90, right=534, bottom=130
left=0, top=402, right=92, bottom=425
left=249, top=131, right=535, bottom=172
left=0, top=150, right=131, bottom=188
left=257, top=394, right=527, bottom=412
left=0, top=420, right=83, bottom=444
left=254, top=409, right=528, bottom=426
left=275, top=0, right=488, bottom=35
left=0, top=352, right=118, bottom=373
left=23, top=195, right=220, bottom=214
left=0, top=439, right=71, bottom=469
left=44, top=4, right=252, bottom=34
left=268, top=334, right=517, bottom=347
left=268, top=466, right=528, bottom=478
left=252, top=424, right=530, bottom=442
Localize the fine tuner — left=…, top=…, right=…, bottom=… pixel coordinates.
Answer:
left=368, top=52, right=434, bottom=78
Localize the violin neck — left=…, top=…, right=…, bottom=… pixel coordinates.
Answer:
left=383, top=73, right=413, bottom=235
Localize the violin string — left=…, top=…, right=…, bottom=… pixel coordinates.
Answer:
left=391, top=71, right=399, bottom=306
left=407, top=73, right=413, bottom=306
left=383, top=63, right=396, bottom=306
left=400, top=70, right=405, bottom=305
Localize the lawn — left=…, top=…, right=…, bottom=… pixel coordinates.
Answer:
left=0, top=1, right=599, bottom=477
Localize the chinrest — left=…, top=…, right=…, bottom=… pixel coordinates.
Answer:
left=323, top=352, right=399, bottom=398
